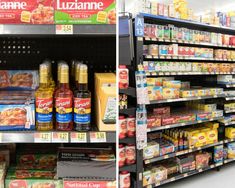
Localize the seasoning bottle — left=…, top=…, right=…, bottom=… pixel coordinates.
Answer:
left=55, top=63, right=73, bottom=131
left=74, top=64, right=91, bottom=131
left=35, top=64, right=53, bottom=131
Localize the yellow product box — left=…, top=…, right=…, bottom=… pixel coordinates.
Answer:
left=143, top=141, right=160, bottom=159
left=187, top=130, right=200, bottom=148
left=205, top=122, right=219, bottom=129
left=212, top=110, right=223, bottom=118
left=151, top=2, right=158, bottom=15
left=95, top=73, right=116, bottom=131
left=194, top=132, right=207, bottom=147
left=146, top=78, right=157, bottom=86
left=225, top=128, right=235, bottom=139
left=203, top=104, right=217, bottom=112
left=206, top=129, right=218, bottom=144
left=143, top=170, right=154, bottom=186
left=180, top=90, right=195, bottom=98
left=197, top=89, right=205, bottom=97
left=151, top=166, right=168, bottom=183
left=163, top=88, right=179, bottom=99
left=163, top=80, right=181, bottom=89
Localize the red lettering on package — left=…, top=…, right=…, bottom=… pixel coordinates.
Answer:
left=56, top=97, right=72, bottom=108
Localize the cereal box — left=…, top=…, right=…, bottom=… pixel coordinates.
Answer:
left=55, top=0, right=116, bottom=24
left=0, top=0, right=54, bottom=24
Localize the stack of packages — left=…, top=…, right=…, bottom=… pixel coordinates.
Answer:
left=5, top=144, right=62, bottom=188
left=0, top=70, right=39, bottom=131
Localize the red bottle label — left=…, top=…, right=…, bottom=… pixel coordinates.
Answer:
left=55, top=97, right=72, bottom=123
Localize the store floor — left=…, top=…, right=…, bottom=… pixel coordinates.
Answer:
left=161, top=163, right=235, bottom=188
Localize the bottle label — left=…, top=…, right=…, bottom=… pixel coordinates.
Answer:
left=56, top=97, right=73, bottom=123
left=36, top=97, right=53, bottom=123
left=74, top=98, right=91, bottom=124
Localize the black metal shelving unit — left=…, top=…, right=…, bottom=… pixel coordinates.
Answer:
left=127, top=12, right=235, bottom=188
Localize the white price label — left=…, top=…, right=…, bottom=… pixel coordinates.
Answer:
left=34, top=132, right=51, bottom=143
left=52, top=132, right=69, bottom=143
left=90, top=132, right=106, bottom=143
left=70, top=132, right=87, bottom=143
left=56, top=25, right=73, bottom=35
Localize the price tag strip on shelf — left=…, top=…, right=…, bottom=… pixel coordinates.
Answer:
left=56, top=25, right=73, bottom=35
left=136, top=71, right=150, bottom=105
left=70, top=132, right=87, bottom=143
left=52, top=132, right=69, bottom=143
left=136, top=107, right=147, bottom=150
left=34, top=132, right=51, bottom=143
left=90, top=132, right=106, bottom=143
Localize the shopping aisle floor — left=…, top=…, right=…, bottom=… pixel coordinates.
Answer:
left=161, top=163, right=235, bottom=188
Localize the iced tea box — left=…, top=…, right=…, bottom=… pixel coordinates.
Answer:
left=0, top=0, right=54, bottom=24
left=55, top=0, right=116, bottom=24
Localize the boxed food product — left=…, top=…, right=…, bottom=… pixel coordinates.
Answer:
left=176, top=155, right=195, bottom=173
left=205, top=129, right=218, bottom=145
left=0, top=70, right=39, bottom=90
left=225, top=127, right=235, bottom=139
left=0, top=0, right=54, bottom=24
left=196, top=112, right=212, bottom=121
left=95, top=73, right=116, bottom=131
left=163, top=81, right=181, bottom=89
left=152, top=166, right=167, bottom=183
left=227, top=142, right=235, bottom=159
left=162, top=162, right=178, bottom=175
left=195, top=152, right=210, bottom=169
left=160, top=141, right=175, bottom=155
left=5, top=168, right=62, bottom=188
left=153, top=107, right=170, bottom=116
left=163, top=88, right=179, bottom=99
left=143, top=170, right=153, bottom=186
left=214, top=145, right=224, bottom=163
left=55, top=0, right=116, bottom=24
left=0, top=103, right=35, bottom=131
left=212, top=110, right=223, bottom=118
left=143, top=142, right=160, bottom=159
left=147, top=115, right=161, bottom=128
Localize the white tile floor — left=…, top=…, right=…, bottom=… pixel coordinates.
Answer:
left=161, top=163, right=235, bottom=188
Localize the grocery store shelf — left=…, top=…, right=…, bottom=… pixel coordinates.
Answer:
left=217, top=84, right=235, bottom=88
left=119, top=107, right=136, bottom=115
left=144, top=55, right=235, bottom=62
left=225, top=96, right=235, bottom=101
left=224, top=138, right=235, bottom=143
left=119, top=87, right=136, bottom=97
left=221, top=122, right=235, bottom=126
left=119, top=137, right=136, bottom=144
left=145, top=71, right=235, bottom=76
left=224, top=109, right=235, bottom=114
left=0, top=131, right=116, bottom=143
left=139, top=13, right=235, bottom=34
left=149, top=95, right=225, bottom=104
left=224, top=158, right=235, bottom=164
left=119, top=164, right=136, bottom=172
left=144, top=37, right=235, bottom=49
left=0, top=25, right=116, bottom=36
left=147, top=117, right=223, bottom=132
left=144, top=141, right=223, bottom=165
left=145, top=163, right=223, bottom=188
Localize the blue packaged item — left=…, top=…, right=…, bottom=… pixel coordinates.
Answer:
left=214, top=145, right=224, bottom=163
left=0, top=70, right=39, bottom=91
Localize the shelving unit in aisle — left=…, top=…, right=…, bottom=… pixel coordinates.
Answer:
left=119, top=13, right=139, bottom=188
left=131, top=13, right=235, bottom=188
left=0, top=20, right=116, bottom=188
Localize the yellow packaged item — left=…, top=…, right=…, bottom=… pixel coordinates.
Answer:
left=194, top=132, right=207, bottom=147
left=95, top=73, right=116, bottom=131
left=206, top=129, right=218, bottom=144
left=225, top=127, right=235, bottom=139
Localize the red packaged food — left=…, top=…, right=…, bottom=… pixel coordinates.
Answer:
left=119, top=144, right=126, bottom=167
left=0, top=0, right=54, bottom=24
left=230, top=37, right=235, bottom=46
left=118, top=65, right=129, bottom=89
left=119, top=116, right=127, bottom=139
left=125, top=144, right=136, bottom=165
left=162, top=116, right=175, bottom=126
left=153, top=107, right=170, bottom=116
left=127, top=116, right=135, bottom=137
left=119, top=171, right=130, bottom=188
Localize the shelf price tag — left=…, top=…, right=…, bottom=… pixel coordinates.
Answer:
left=70, top=132, right=87, bottom=143
left=34, top=132, right=51, bottom=143
left=0, top=133, right=3, bottom=143
left=90, top=132, right=106, bottom=143
left=56, top=25, right=73, bottom=35
left=52, top=132, right=69, bottom=143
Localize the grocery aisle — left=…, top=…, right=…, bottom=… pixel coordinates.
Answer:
left=161, top=163, right=235, bottom=188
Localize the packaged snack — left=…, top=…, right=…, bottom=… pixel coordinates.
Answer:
left=153, top=107, right=170, bottom=116
left=227, top=142, right=235, bottom=159
left=214, top=145, right=224, bottom=163
left=143, top=170, right=153, bottom=186
left=148, top=45, right=159, bottom=56
left=225, top=127, right=235, bottom=139
left=152, top=166, right=167, bottom=183
left=0, top=70, right=39, bottom=90
left=143, top=142, right=160, bottom=159
left=55, top=0, right=116, bottom=24
left=0, top=0, right=54, bottom=24
left=163, top=81, right=181, bottom=89
left=163, top=88, right=180, bottom=99
left=195, top=152, right=210, bottom=169
left=176, top=155, right=195, bottom=173
left=118, top=65, right=129, bottom=89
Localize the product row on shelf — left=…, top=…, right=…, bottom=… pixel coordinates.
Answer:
left=0, top=60, right=116, bottom=133
left=0, top=144, right=116, bottom=188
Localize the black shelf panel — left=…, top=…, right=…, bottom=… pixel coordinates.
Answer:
left=147, top=117, right=223, bottom=132
left=149, top=95, right=225, bottom=105
left=0, top=25, right=116, bottom=36
left=119, top=137, right=136, bottom=144
left=119, top=107, right=136, bottom=116
left=140, top=13, right=235, bottom=35
left=144, top=141, right=223, bottom=164
left=119, top=164, right=137, bottom=172
left=119, top=87, right=136, bottom=97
